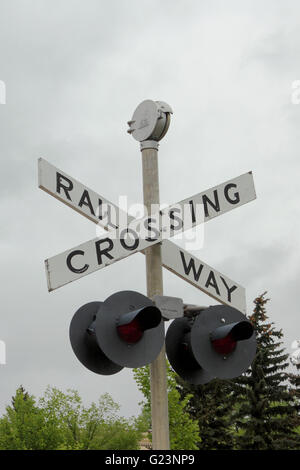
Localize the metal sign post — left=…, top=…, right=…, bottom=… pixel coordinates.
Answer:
left=141, top=141, right=170, bottom=450
left=128, top=101, right=172, bottom=450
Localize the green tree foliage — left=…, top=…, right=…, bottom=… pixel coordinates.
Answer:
left=133, top=364, right=200, bottom=450
left=0, top=386, right=60, bottom=450
left=0, top=386, right=144, bottom=450
left=232, top=293, right=300, bottom=449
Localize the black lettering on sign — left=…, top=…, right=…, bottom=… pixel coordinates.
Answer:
left=202, top=190, right=220, bottom=218
left=144, top=217, right=160, bottom=242
left=120, top=228, right=139, bottom=251
left=98, top=198, right=104, bottom=220
left=95, top=238, right=114, bottom=265
left=56, top=172, right=73, bottom=201
left=220, top=276, right=237, bottom=302
left=224, top=183, right=240, bottom=205
left=179, top=251, right=204, bottom=282
left=169, top=208, right=183, bottom=232
left=205, top=271, right=220, bottom=296
left=189, top=200, right=196, bottom=224
left=78, top=190, right=95, bottom=216
left=66, top=250, right=89, bottom=273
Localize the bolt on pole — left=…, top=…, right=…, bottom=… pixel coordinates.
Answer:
left=127, top=100, right=173, bottom=450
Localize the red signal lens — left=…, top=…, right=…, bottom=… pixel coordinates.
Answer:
left=117, top=319, right=143, bottom=344
left=212, top=333, right=237, bottom=355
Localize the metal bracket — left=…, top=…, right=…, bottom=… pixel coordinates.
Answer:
left=140, top=140, right=160, bottom=151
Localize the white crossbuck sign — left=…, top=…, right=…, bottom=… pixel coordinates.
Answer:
left=38, top=158, right=256, bottom=313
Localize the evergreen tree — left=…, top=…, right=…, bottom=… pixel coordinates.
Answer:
left=176, top=376, right=234, bottom=449
left=288, top=344, right=300, bottom=433
left=232, top=293, right=300, bottom=449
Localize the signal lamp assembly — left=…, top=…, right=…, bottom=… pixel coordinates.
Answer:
left=166, top=305, right=256, bottom=384
left=69, top=291, right=164, bottom=375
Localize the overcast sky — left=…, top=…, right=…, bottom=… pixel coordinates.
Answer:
left=0, top=0, right=299, bottom=418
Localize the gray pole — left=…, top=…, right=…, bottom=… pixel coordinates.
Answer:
left=141, top=140, right=170, bottom=450
left=127, top=100, right=173, bottom=450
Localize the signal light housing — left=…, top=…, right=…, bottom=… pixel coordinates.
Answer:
left=166, top=305, right=256, bottom=384
left=69, top=291, right=164, bottom=374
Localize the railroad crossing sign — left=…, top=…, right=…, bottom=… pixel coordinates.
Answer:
left=38, top=158, right=256, bottom=313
